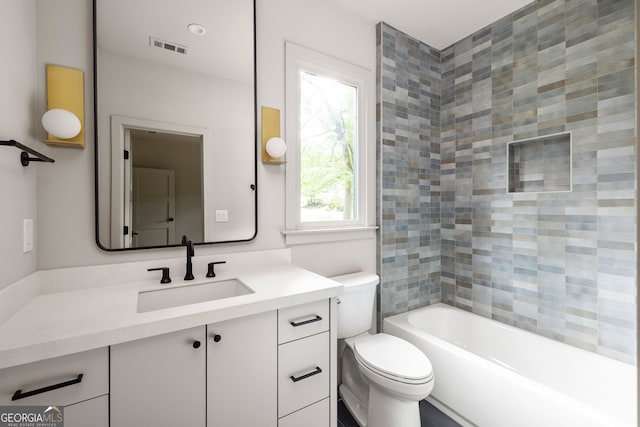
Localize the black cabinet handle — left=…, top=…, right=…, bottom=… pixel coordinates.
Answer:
left=290, top=367, right=322, bottom=383
left=193, top=340, right=201, bottom=349
left=12, top=374, right=84, bottom=401
left=212, top=334, right=222, bottom=342
left=289, top=315, right=322, bottom=327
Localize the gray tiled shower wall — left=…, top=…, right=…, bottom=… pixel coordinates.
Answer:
left=376, top=0, right=636, bottom=363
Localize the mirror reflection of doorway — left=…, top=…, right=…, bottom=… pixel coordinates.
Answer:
left=124, top=129, right=204, bottom=248
left=131, top=167, right=176, bottom=246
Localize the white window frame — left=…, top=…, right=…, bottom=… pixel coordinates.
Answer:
left=284, top=42, right=375, bottom=244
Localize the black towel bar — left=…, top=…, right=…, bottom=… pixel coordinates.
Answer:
left=0, top=139, right=55, bottom=166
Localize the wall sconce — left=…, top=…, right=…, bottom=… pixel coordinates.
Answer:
left=42, top=109, right=81, bottom=139
left=43, top=64, right=85, bottom=148
left=266, top=137, right=286, bottom=158
left=261, top=106, right=286, bottom=164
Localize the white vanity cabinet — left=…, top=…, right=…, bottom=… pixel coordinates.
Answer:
left=110, top=326, right=207, bottom=427
left=0, top=259, right=342, bottom=427
left=107, top=298, right=334, bottom=426
left=277, top=299, right=332, bottom=427
left=110, top=311, right=278, bottom=427
left=207, top=310, right=277, bottom=426
left=0, top=348, right=109, bottom=427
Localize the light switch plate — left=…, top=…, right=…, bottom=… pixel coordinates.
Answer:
left=215, top=210, right=229, bottom=222
left=23, top=219, right=33, bottom=253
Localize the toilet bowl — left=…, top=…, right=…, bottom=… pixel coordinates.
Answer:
left=332, top=273, right=434, bottom=427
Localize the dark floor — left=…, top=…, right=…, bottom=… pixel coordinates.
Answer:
left=338, top=399, right=462, bottom=427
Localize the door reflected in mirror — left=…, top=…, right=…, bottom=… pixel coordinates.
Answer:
left=128, top=129, right=203, bottom=248
left=94, top=0, right=257, bottom=250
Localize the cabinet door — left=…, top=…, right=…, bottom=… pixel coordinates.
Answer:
left=65, top=395, right=109, bottom=427
left=110, top=326, right=206, bottom=427
left=207, top=311, right=277, bottom=427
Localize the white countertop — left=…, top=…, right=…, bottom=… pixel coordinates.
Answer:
left=0, top=263, right=343, bottom=370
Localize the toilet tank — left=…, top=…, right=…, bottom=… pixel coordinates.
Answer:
left=330, top=272, right=380, bottom=339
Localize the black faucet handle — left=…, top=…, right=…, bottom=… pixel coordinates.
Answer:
left=206, top=261, right=227, bottom=278
left=148, top=267, right=171, bottom=284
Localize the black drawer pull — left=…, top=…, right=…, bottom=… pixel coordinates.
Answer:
left=12, top=374, right=84, bottom=401
left=289, top=315, right=322, bottom=327
left=290, top=367, right=322, bottom=383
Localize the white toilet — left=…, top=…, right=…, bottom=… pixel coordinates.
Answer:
left=332, top=272, right=434, bottom=427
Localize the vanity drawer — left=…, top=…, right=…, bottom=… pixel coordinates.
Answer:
left=278, top=299, right=329, bottom=344
left=278, top=331, right=329, bottom=417
left=278, top=397, right=329, bottom=427
left=0, top=348, right=108, bottom=406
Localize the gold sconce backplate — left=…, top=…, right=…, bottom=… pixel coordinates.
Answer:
left=261, top=106, right=285, bottom=164
left=44, top=64, right=85, bottom=148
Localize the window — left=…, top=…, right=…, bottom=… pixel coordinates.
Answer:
left=285, top=42, right=373, bottom=241
left=299, top=72, right=357, bottom=222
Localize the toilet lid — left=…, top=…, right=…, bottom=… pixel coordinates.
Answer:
left=353, top=333, right=432, bottom=381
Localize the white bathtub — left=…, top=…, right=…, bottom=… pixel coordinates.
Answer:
left=383, top=303, right=637, bottom=427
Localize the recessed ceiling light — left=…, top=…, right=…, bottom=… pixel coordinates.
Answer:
left=187, top=23, right=206, bottom=35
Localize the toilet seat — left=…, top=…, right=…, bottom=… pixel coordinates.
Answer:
left=352, top=333, right=433, bottom=384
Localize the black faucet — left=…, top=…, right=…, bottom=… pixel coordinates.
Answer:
left=182, top=235, right=195, bottom=280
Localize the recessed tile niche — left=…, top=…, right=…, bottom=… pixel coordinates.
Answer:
left=507, top=132, right=571, bottom=193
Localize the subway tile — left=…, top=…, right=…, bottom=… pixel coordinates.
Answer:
left=377, top=0, right=636, bottom=362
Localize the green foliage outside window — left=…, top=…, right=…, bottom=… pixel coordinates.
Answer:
left=299, top=71, right=357, bottom=222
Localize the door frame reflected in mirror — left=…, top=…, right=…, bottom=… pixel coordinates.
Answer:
left=110, top=116, right=208, bottom=249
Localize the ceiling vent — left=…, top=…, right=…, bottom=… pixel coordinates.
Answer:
left=149, top=37, right=188, bottom=55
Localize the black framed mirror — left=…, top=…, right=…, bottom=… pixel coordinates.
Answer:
left=93, top=0, right=257, bottom=250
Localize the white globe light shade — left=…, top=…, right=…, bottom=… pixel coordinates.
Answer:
left=266, top=137, right=286, bottom=158
left=42, top=109, right=81, bottom=139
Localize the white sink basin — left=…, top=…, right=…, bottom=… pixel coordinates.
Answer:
left=137, top=279, right=254, bottom=313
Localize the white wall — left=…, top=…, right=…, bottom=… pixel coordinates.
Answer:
left=29, top=0, right=376, bottom=277
left=0, top=0, right=38, bottom=290
left=256, top=0, right=378, bottom=276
